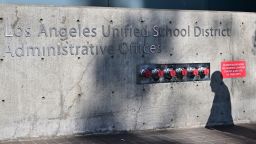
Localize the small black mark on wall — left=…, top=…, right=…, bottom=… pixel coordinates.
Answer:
left=252, top=31, right=256, bottom=55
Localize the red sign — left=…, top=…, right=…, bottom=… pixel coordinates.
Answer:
left=221, top=60, right=246, bottom=78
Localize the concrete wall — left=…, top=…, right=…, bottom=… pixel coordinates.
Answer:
left=2, top=0, right=256, bottom=12
left=0, top=4, right=256, bottom=140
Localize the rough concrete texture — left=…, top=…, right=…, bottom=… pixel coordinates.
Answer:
left=0, top=4, right=255, bottom=140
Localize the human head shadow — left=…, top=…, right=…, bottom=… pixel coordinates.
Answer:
left=205, top=71, right=234, bottom=128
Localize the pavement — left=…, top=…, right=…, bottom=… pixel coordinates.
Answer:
left=1, top=123, right=256, bottom=144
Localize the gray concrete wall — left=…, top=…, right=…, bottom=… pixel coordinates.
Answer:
left=3, top=0, right=256, bottom=12
left=0, top=4, right=255, bottom=140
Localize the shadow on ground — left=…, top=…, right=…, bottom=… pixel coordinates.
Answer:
left=212, top=124, right=256, bottom=140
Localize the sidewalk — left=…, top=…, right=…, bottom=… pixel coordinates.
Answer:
left=1, top=123, right=256, bottom=144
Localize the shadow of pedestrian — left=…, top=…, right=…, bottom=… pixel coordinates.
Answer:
left=213, top=124, right=256, bottom=141
left=205, top=71, right=234, bottom=128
